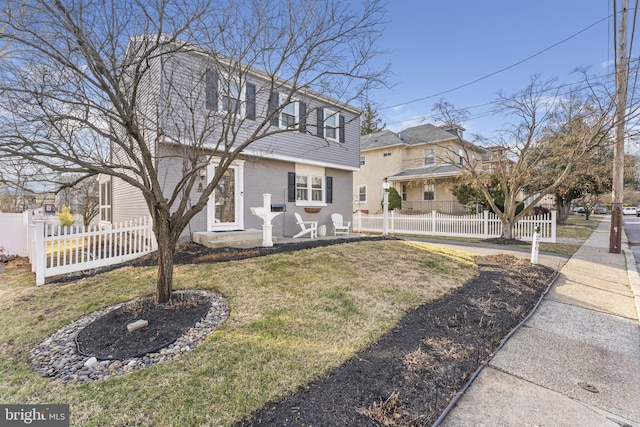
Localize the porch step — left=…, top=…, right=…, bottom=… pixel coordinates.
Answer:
left=192, top=229, right=272, bottom=249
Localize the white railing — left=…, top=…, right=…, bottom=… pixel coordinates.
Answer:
left=353, top=210, right=556, bottom=243
left=29, top=216, right=157, bottom=285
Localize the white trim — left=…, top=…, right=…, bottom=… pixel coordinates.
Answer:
left=323, top=108, right=339, bottom=142
left=207, top=159, right=245, bottom=231
left=242, top=150, right=359, bottom=171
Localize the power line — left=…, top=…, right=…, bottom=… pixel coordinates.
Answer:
left=380, top=70, right=619, bottom=128
left=380, top=14, right=612, bottom=111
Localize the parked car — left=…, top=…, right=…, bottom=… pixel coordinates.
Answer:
left=594, top=205, right=608, bottom=214
left=573, top=206, right=586, bottom=214
left=622, top=206, right=637, bottom=215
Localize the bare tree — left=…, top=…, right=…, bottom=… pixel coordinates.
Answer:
left=434, top=73, right=632, bottom=239
left=0, top=0, right=388, bottom=302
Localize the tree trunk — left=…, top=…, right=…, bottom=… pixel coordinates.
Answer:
left=501, top=220, right=514, bottom=239
left=153, top=210, right=179, bottom=304
left=156, top=240, right=175, bottom=303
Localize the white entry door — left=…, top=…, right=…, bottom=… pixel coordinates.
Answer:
left=207, top=161, right=244, bottom=231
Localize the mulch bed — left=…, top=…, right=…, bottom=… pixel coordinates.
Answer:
left=236, top=253, right=556, bottom=427
left=75, top=292, right=212, bottom=359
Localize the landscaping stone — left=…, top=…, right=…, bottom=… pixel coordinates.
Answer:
left=30, top=290, right=230, bottom=384
left=126, top=319, right=149, bottom=332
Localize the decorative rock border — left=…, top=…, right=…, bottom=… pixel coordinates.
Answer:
left=30, top=290, right=230, bottom=384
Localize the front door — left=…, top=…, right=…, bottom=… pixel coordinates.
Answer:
left=207, top=161, right=244, bottom=231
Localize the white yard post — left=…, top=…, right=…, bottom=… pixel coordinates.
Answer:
left=261, top=193, right=274, bottom=247
left=531, top=225, right=540, bottom=264
left=34, top=220, right=46, bottom=285
left=382, top=178, right=390, bottom=236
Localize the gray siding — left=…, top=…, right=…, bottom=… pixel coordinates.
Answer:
left=242, top=159, right=354, bottom=237
left=111, top=44, right=358, bottom=240
left=111, top=176, right=149, bottom=224
left=159, top=50, right=360, bottom=171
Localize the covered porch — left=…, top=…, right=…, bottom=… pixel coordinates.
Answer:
left=387, top=166, right=468, bottom=215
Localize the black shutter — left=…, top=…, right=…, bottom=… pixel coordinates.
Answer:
left=288, top=172, right=296, bottom=202
left=246, top=83, right=256, bottom=120
left=299, top=101, right=306, bottom=133
left=205, top=69, right=218, bottom=110
left=316, top=108, right=324, bottom=137
left=339, top=114, right=345, bottom=143
left=326, top=176, right=333, bottom=203
left=269, top=92, right=280, bottom=126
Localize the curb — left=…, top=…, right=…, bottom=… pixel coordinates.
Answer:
left=623, top=248, right=640, bottom=325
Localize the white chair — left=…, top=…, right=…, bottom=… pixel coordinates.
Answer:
left=331, top=213, right=350, bottom=236
left=293, top=212, right=318, bottom=239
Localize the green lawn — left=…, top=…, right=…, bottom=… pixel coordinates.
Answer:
left=0, top=240, right=476, bottom=426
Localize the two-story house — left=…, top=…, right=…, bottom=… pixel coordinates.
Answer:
left=99, top=38, right=360, bottom=244
left=354, top=123, right=486, bottom=214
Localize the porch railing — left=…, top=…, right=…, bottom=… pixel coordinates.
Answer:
left=398, top=200, right=470, bottom=215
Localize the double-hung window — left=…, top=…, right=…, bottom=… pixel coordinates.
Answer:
left=324, top=109, right=338, bottom=141
left=280, top=98, right=298, bottom=129
left=424, top=148, right=435, bottom=166
left=296, top=175, right=324, bottom=202
left=357, top=185, right=367, bottom=203
left=220, top=75, right=242, bottom=114
left=288, top=166, right=331, bottom=206
left=99, top=181, right=111, bottom=223
left=423, top=184, right=435, bottom=201
left=316, top=108, right=345, bottom=142
left=204, top=68, right=249, bottom=117
left=269, top=92, right=305, bottom=130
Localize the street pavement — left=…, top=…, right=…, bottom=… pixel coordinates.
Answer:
left=432, top=217, right=640, bottom=426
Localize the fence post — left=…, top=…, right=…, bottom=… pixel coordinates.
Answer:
left=483, top=210, right=489, bottom=239
left=550, top=210, right=557, bottom=243
left=431, top=210, right=437, bottom=234
left=390, top=210, right=395, bottom=234
left=34, top=221, right=46, bottom=286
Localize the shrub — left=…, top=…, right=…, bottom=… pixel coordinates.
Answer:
left=381, top=187, right=402, bottom=211
left=57, top=205, right=75, bottom=227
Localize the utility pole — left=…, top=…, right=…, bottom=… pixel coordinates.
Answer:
left=610, top=0, right=628, bottom=254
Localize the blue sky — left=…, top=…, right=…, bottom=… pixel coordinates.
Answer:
left=368, top=1, right=620, bottom=141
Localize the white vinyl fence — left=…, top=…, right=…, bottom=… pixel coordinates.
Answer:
left=353, top=210, right=556, bottom=243
left=0, top=212, right=30, bottom=257
left=29, top=216, right=157, bottom=285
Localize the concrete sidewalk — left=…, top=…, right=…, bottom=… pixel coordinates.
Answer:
left=439, top=218, right=640, bottom=426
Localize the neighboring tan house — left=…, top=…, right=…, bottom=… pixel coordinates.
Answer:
left=99, top=39, right=360, bottom=242
left=354, top=124, right=487, bottom=214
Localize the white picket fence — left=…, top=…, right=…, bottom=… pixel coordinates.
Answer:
left=353, top=210, right=556, bottom=243
left=29, top=216, right=157, bottom=285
